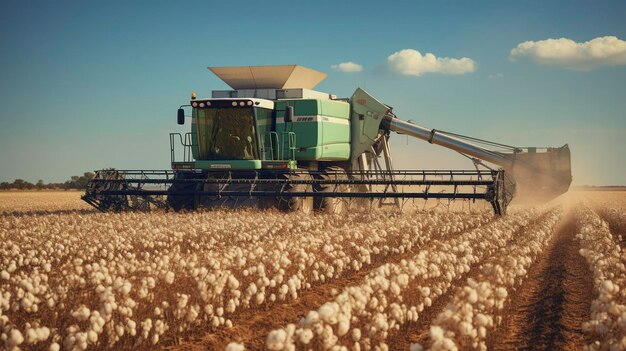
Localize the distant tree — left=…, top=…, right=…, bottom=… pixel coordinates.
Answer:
left=13, top=179, right=26, bottom=189
left=1, top=172, right=97, bottom=191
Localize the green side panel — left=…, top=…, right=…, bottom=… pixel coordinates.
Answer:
left=193, top=160, right=262, bottom=170
left=319, top=98, right=351, bottom=118
left=297, top=144, right=351, bottom=160
left=275, top=99, right=350, bottom=161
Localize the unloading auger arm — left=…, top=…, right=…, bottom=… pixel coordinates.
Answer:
left=381, top=117, right=513, bottom=168
left=380, top=115, right=572, bottom=203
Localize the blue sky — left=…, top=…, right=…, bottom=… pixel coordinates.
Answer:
left=1, top=0, right=625, bottom=185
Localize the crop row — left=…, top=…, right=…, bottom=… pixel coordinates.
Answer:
left=260, top=208, right=548, bottom=351
left=575, top=205, right=626, bottom=350
left=428, top=207, right=562, bottom=350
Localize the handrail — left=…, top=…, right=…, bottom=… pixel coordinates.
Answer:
left=265, top=131, right=296, bottom=161
left=169, top=132, right=193, bottom=163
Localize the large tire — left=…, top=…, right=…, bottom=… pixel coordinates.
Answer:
left=167, top=172, right=201, bottom=211
left=314, top=166, right=349, bottom=214
left=277, top=171, right=313, bottom=213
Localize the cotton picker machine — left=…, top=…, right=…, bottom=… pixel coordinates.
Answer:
left=82, top=65, right=572, bottom=215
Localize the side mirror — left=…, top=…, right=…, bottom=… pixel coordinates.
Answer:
left=177, top=108, right=185, bottom=125
left=284, top=106, right=294, bottom=123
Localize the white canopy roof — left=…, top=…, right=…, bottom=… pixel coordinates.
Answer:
left=208, top=65, right=327, bottom=90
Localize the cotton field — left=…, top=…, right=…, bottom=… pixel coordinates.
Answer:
left=1, top=191, right=625, bottom=350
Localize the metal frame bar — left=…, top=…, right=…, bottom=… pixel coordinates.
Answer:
left=82, top=168, right=508, bottom=214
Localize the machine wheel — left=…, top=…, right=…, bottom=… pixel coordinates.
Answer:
left=277, top=171, right=313, bottom=213
left=167, top=172, right=201, bottom=211
left=314, top=166, right=349, bottom=214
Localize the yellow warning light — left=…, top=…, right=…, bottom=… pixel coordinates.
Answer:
left=191, top=92, right=197, bottom=100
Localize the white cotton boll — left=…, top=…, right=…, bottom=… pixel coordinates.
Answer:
left=87, top=330, right=97, bottom=343
left=26, top=328, right=38, bottom=344
left=8, top=329, right=24, bottom=346
left=165, top=271, right=175, bottom=284
left=430, top=326, right=444, bottom=341
left=20, top=280, right=34, bottom=292
left=374, top=313, right=388, bottom=331
left=442, top=338, right=457, bottom=351
left=121, top=282, right=132, bottom=295
left=478, top=326, right=486, bottom=338
left=256, top=292, right=265, bottom=305
left=410, top=343, right=423, bottom=351
left=303, top=311, right=319, bottom=326
left=76, top=332, right=88, bottom=350
left=417, top=303, right=424, bottom=312
left=178, top=294, right=189, bottom=309
left=225, top=342, right=245, bottom=351
left=352, top=328, right=361, bottom=342
left=474, top=313, right=489, bottom=327
left=266, top=329, right=287, bottom=350
left=127, top=319, right=137, bottom=336
left=337, top=316, right=350, bottom=336
left=0, top=270, right=9, bottom=280
left=466, top=289, right=478, bottom=304
left=72, top=305, right=91, bottom=322
left=318, top=302, right=339, bottom=323
left=298, top=329, right=314, bottom=344
left=186, top=307, right=199, bottom=323
left=7, top=262, right=16, bottom=273
left=49, top=342, right=60, bottom=351
left=37, top=327, right=50, bottom=341
left=459, top=321, right=473, bottom=336
left=228, top=276, right=240, bottom=290
left=495, top=287, right=508, bottom=299
left=602, top=280, right=615, bottom=293
left=226, top=299, right=237, bottom=313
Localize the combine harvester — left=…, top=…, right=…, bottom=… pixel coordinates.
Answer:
left=82, top=65, right=572, bottom=214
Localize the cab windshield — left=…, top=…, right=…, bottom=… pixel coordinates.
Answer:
left=195, top=107, right=258, bottom=160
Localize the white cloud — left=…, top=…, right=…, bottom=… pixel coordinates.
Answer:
left=386, top=49, right=476, bottom=76
left=331, top=61, right=363, bottom=73
left=488, top=73, right=504, bottom=79
left=509, top=36, right=626, bottom=70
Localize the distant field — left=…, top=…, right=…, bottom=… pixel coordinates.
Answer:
left=0, top=191, right=91, bottom=213
left=1, top=191, right=624, bottom=350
